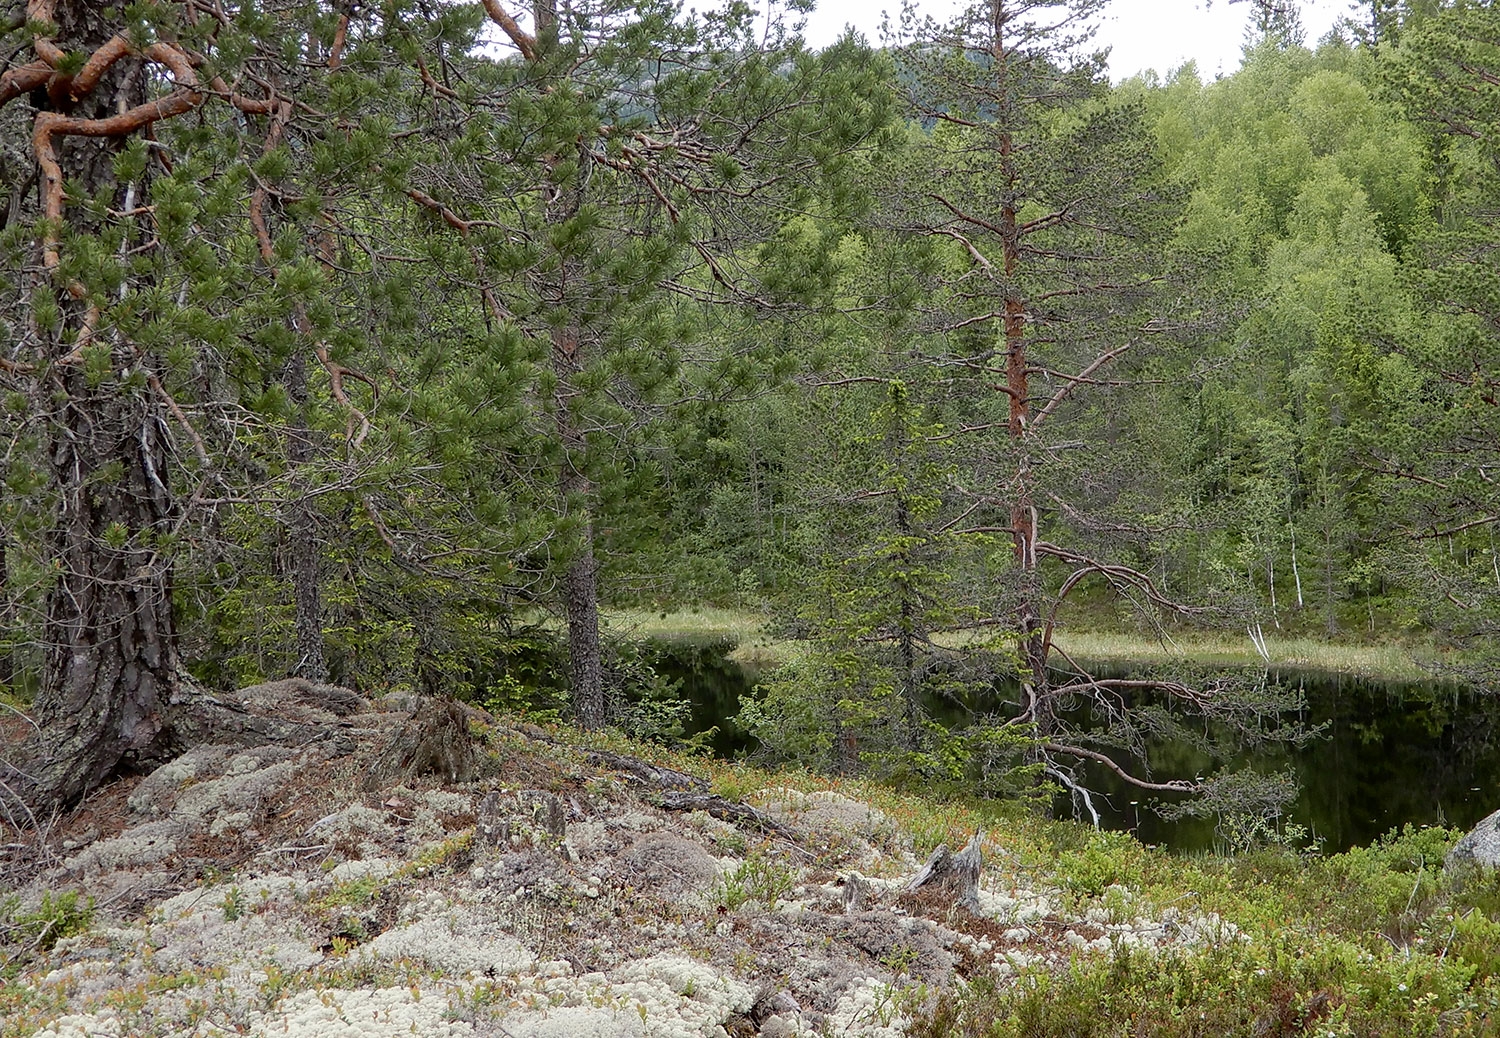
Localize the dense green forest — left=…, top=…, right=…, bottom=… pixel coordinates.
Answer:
left=1, top=0, right=1498, bottom=814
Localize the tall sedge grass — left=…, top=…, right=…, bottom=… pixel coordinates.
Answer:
left=602, top=607, right=789, bottom=665
left=605, top=607, right=1439, bottom=681
left=1052, top=630, right=1434, bottom=682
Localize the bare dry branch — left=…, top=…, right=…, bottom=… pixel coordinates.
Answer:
left=1030, top=340, right=1138, bottom=430
left=35, top=42, right=210, bottom=270
left=69, top=34, right=130, bottom=98
left=329, top=12, right=350, bottom=70
left=415, top=56, right=461, bottom=100
left=1036, top=541, right=1205, bottom=617
left=0, top=61, right=50, bottom=109
left=1042, top=742, right=1201, bottom=793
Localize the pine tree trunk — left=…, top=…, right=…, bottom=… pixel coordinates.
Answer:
left=285, top=352, right=327, bottom=682
left=27, top=1, right=180, bottom=808
left=0, top=532, right=12, bottom=694
left=553, top=323, right=604, bottom=727
left=564, top=531, right=605, bottom=727
left=995, top=39, right=1050, bottom=731
left=893, top=490, right=922, bottom=746
left=35, top=368, right=179, bottom=808
left=492, top=0, right=607, bottom=729
left=246, top=93, right=327, bottom=684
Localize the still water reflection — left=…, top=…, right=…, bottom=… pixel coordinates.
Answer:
left=652, top=640, right=1498, bottom=853
left=1098, top=667, right=1500, bottom=853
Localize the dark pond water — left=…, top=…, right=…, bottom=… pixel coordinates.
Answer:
left=649, top=639, right=1500, bottom=853
left=644, top=639, right=760, bottom=757
left=1079, top=666, right=1500, bottom=853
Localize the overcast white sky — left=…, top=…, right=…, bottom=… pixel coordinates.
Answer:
left=797, top=0, right=1352, bottom=80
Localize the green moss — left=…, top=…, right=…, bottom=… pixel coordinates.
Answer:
left=310, top=876, right=383, bottom=911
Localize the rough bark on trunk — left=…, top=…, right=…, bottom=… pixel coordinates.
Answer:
left=26, top=1, right=180, bottom=809
left=893, top=490, right=922, bottom=747
left=564, top=528, right=605, bottom=727
left=34, top=384, right=179, bottom=807
left=482, top=0, right=605, bottom=729
left=544, top=120, right=605, bottom=728
left=0, top=533, right=11, bottom=694
left=35, top=376, right=179, bottom=807
left=550, top=323, right=605, bottom=726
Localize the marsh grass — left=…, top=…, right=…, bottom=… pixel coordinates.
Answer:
left=605, top=607, right=1437, bottom=681
left=603, top=606, right=791, bottom=665
left=1051, top=630, right=1436, bottom=683
left=603, top=609, right=1434, bottom=681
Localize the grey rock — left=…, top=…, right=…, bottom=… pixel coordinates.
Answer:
left=1447, top=808, right=1500, bottom=871
left=237, top=678, right=369, bottom=718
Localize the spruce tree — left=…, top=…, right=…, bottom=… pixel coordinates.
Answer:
left=1384, top=3, right=1500, bottom=684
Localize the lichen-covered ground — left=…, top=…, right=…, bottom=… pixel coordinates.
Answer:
left=0, top=683, right=1236, bottom=1037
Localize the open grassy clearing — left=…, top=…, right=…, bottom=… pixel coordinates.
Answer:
left=603, top=606, right=791, bottom=666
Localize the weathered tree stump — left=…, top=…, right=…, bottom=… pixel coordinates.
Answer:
left=362, top=698, right=476, bottom=790
left=906, top=832, right=983, bottom=911
left=842, top=872, right=867, bottom=914
left=475, top=790, right=511, bottom=849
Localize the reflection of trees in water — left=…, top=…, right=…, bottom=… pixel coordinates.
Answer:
left=1423, top=685, right=1500, bottom=829
left=658, top=644, right=1500, bottom=853
left=645, top=640, right=758, bottom=757
left=1004, top=665, right=1497, bottom=853
left=1261, top=673, right=1496, bottom=852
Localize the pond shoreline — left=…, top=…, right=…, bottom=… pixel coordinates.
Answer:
left=613, top=608, right=1484, bottom=853
left=605, top=606, right=1441, bottom=683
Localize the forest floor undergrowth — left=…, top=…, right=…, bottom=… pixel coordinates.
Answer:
left=5, top=680, right=1500, bottom=1037
left=606, top=607, right=1439, bottom=682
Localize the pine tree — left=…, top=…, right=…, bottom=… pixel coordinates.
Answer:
left=872, top=0, right=1309, bottom=806
left=0, top=1, right=511, bottom=805
left=0, top=0, right=265, bottom=805
left=470, top=0, right=892, bottom=726
left=1233, top=0, right=1306, bottom=48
